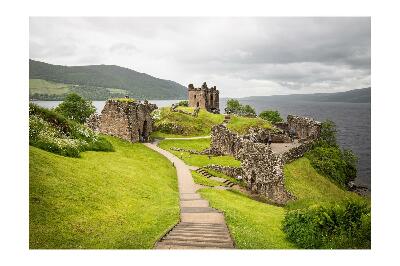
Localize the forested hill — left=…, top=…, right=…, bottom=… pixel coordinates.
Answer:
left=29, top=59, right=187, bottom=100
left=243, top=87, right=371, bottom=103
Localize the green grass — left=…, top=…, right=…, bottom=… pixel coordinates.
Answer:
left=29, top=79, right=71, bottom=95
left=153, top=107, right=224, bottom=137
left=107, top=88, right=128, bottom=94
left=226, top=115, right=273, bottom=135
left=191, top=171, right=226, bottom=187
left=158, top=139, right=241, bottom=167
left=199, top=189, right=294, bottom=249
left=284, top=157, right=363, bottom=210
left=110, top=98, right=137, bottom=103
left=202, top=168, right=244, bottom=186
left=196, top=157, right=366, bottom=249
left=29, top=136, right=179, bottom=249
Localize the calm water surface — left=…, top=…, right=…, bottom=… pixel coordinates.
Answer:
left=32, top=99, right=371, bottom=189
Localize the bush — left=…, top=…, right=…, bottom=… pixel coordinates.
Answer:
left=259, top=110, right=283, bottom=124
left=307, top=120, right=358, bottom=187
left=54, top=93, right=96, bottom=124
left=317, top=119, right=338, bottom=147
left=177, top=100, right=189, bottom=107
left=282, top=200, right=371, bottom=249
left=29, top=103, right=113, bottom=157
left=306, top=146, right=357, bottom=187
left=225, top=99, right=256, bottom=117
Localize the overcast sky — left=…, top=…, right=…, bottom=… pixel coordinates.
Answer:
left=30, top=17, right=370, bottom=98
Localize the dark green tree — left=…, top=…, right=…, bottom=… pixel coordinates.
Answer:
left=318, top=120, right=338, bottom=147
left=54, top=93, right=96, bottom=123
left=259, top=110, right=283, bottom=124
left=225, top=99, right=241, bottom=114
left=241, top=104, right=256, bottom=117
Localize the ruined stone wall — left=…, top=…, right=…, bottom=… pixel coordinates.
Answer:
left=243, top=127, right=291, bottom=143
left=281, top=141, right=314, bottom=164
left=237, top=140, right=294, bottom=205
left=210, top=124, right=293, bottom=204
left=287, top=115, right=321, bottom=141
left=204, top=164, right=244, bottom=179
left=86, top=99, right=157, bottom=143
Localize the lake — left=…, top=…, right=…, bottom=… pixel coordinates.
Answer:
left=31, top=99, right=371, bottom=189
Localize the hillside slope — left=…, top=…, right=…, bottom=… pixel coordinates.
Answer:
left=29, top=59, right=187, bottom=100
left=30, top=137, right=179, bottom=248
left=243, top=87, right=371, bottom=103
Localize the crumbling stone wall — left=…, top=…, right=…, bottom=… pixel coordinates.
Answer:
left=210, top=124, right=293, bottom=204
left=188, top=82, right=220, bottom=113
left=281, top=141, right=314, bottom=164
left=237, top=140, right=294, bottom=205
left=86, top=99, right=157, bottom=143
left=204, top=164, right=244, bottom=179
left=244, top=127, right=291, bottom=143
left=287, top=115, right=321, bottom=141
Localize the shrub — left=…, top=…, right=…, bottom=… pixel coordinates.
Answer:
left=259, top=110, right=283, bottom=124
left=177, top=100, right=189, bottom=107
left=54, top=93, right=96, bottom=124
left=306, top=146, right=357, bottom=187
left=225, top=99, right=256, bottom=117
left=29, top=103, right=113, bottom=157
left=307, top=120, right=358, bottom=187
left=282, top=200, right=371, bottom=249
left=316, top=119, right=338, bottom=147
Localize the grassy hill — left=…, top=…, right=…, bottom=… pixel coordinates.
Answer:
left=243, top=87, right=371, bottom=103
left=29, top=59, right=187, bottom=100
left=30, top=137, right=179, bottom=249
left=152, top=106, right=272, bottom=138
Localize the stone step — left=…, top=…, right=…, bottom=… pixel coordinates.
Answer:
left=163, top=235, right=233, bottom=244
left=181, top=212, right=226, bottom=223
left=171, top=227, right=228, bottom=234
left=178, top=222, right=227, bottom=227
left=180, top=200, right=209, bottom=208
left=157, top=239, right=234, bottom=249
left=181, top=207, right=219, bottom=213
left=156, top=242, right=232, bottom=249
left=166, top=231, right=229, bottom=238
left=180, top=193, right=201, bottom=200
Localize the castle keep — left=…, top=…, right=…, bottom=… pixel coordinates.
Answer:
left=86, top=99, right=157, bottom=143
left=188, top=82, right=220, bottom=113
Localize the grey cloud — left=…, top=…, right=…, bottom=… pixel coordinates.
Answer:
left=29, top=17, right=371, bottom=97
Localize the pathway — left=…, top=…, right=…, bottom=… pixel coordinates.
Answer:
left=144, top=142, right=235, bottom=249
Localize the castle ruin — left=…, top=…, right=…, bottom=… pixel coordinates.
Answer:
left=86, top=99, right=157, bottom=143
left=188, top=82, right=220, bottom=113
left=208, top=115, right=322, bottom=205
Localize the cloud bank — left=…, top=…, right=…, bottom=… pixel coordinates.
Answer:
left=30, top=17, right=371, bottom=97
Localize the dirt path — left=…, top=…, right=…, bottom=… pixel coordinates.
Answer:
left=144, top=142, right=235, bottom=249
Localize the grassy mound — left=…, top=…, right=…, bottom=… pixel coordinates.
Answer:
left=284, top=157, right=362, bottom=210
left=29, top=136, right=179, bottom=249
left=226, top=115, right=273, bottom=135
left=158, top=139, right=241, bottom=167
left=152, top=107, right=224, bottom=137
left=29, top=103, right=113, bottom=157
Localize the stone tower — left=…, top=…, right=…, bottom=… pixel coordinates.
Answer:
left=188, top=82, right=220, bottom=113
